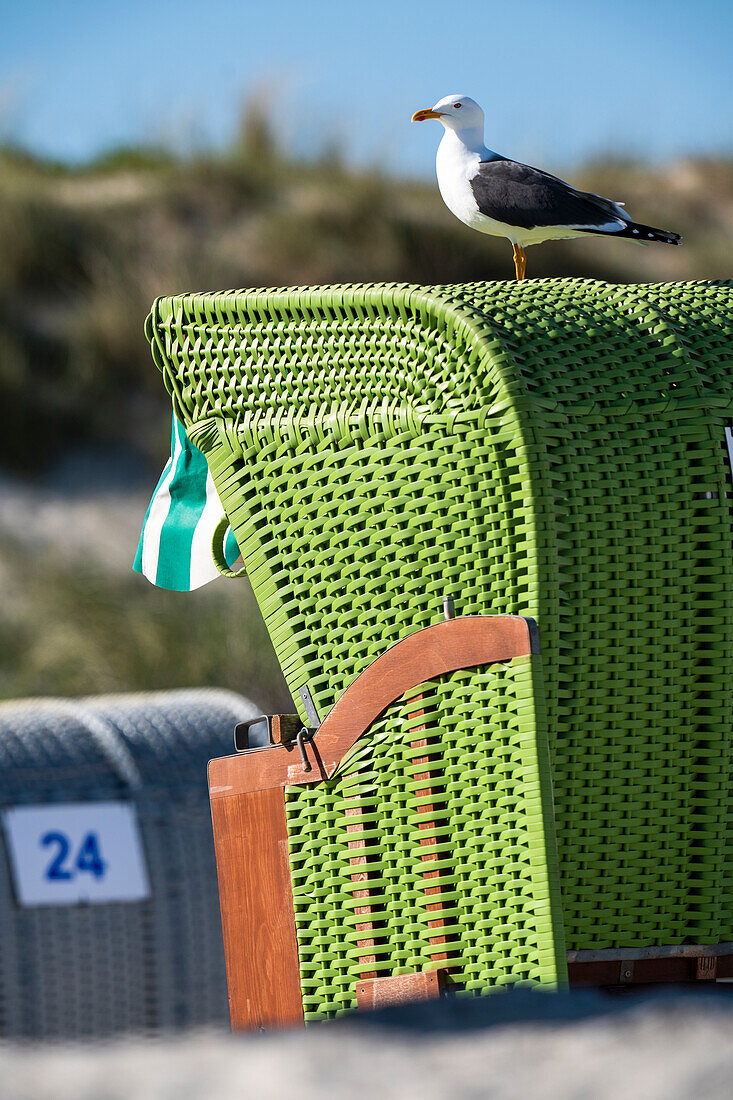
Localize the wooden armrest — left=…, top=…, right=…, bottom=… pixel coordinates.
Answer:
left=209, top=615, right=536, bottom=796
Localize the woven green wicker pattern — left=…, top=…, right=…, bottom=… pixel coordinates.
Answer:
left=285, top=658, right=564, bottom=1020
left=146, top=279, right=733, bottom=962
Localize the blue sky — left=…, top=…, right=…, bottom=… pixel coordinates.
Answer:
left=1, top=0, right=731, bottom=174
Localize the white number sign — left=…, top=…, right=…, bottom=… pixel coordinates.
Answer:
left=2, top=802, right=150, bottom=906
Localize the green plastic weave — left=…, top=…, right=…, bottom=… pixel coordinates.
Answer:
left=286, top=659, right=564, bottom=1018
left=146, top=279, right=733, bottom=991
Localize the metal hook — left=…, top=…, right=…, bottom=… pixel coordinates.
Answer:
left=296, top=727, right=313, bottom=772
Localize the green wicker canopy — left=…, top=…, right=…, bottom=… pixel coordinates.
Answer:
left=147, top=279, right=733, bottom=1016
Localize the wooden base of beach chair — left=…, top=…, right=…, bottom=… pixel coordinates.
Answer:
left=208, top=615, right=538, bottom=1031
left=568, top=944, right=733, bottom=986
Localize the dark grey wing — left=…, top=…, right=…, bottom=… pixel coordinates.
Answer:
left=470, top=159, right=626, bottom=230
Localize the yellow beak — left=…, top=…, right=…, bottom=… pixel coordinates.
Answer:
left=411, top=108, right=444, bottom=122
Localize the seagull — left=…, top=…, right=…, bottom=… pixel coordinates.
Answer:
left=412, top=94, right=681, bottom=281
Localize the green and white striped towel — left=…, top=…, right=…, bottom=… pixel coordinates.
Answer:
left=134, top=415, right=240, bottom=591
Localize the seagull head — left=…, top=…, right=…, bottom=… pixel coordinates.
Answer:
left=411, top=94, right=484, bottom=133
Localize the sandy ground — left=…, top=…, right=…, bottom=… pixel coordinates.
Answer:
left=1, top=990, right=732, bottom=1100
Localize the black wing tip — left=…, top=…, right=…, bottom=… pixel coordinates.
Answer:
left=581, top=222, right=683, bottom=245
left=624, top=222, right=682, bottom=245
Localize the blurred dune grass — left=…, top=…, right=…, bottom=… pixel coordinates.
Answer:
left=0, top=538, right=291, bottom=712
left=0, top=105, right=731, bottom=703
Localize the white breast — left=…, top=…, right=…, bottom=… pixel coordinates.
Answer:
left=435, top=135, right=484, bottom=228
left=435, top=131, right=517, bottom=240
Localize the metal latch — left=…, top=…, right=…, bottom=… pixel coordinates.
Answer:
left=295, top=726, right=316, bottom=772
left=233, top=714, right=318, bottom=765
left=234, top=713, right=302, bottom=752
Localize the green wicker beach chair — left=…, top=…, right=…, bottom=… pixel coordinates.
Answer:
left=146, top=279, right=733, bottom=1025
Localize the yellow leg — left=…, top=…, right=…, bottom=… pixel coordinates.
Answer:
left=512, top=243, right=527, bottom=281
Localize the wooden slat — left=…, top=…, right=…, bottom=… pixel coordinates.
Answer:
left=209, top=781, right=304, bottom=1030
left=208, top=743, right=324, bottom=798
left=568, top=951, right=733, bottom=986
left=346, top=800, right=377, bottom=978
left=567, top=941, right=733, bottom=962
left=409, top=694, right=451, bottom=964
left=356, top=969, right=445, bottom=1010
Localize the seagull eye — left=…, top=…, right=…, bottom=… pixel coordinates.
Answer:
left=454, top=102, right=462, bottom=108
